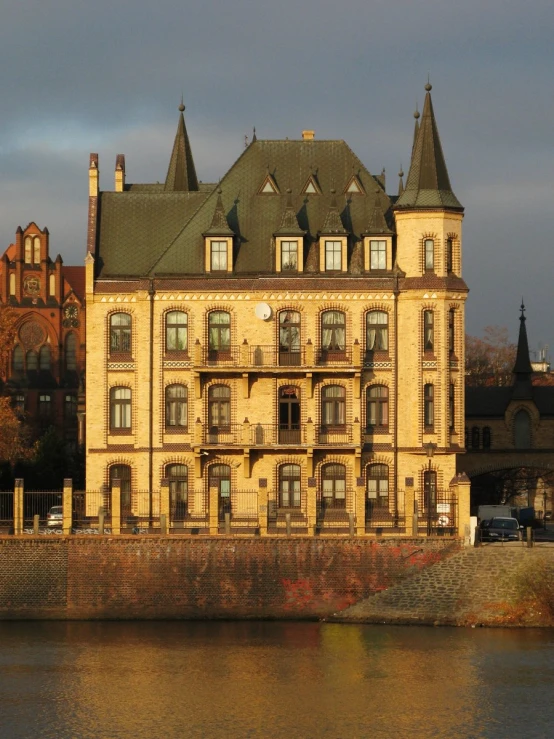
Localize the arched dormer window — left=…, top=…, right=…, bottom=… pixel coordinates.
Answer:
left=514, top=410, right=531, bottom=449
left=24, top=237, right=32, bottom=264
left=33, top=237, right=41, bottom=265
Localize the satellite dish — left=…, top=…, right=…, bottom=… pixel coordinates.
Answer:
left=255, top=302, right=272, bottom=321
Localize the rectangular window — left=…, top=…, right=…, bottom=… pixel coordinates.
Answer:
left=325, top=240, right=342, bottom=271
left=446, top=238, right=453, bottom=273
left=424, top=239, right=434, bottom=271
left=424, top=383, right=434, bottom=428
left=39, top=394, right=51, bottom=420
left=210, top=241, right=228, bottom=271
left=448, top=309, right=455, bottom=355
left=449, top=384, right=455, bottom=430
left=110, top=387, right=131, bottom=430
left=423, top=311, right=434, bottom=352
left=370, top=240, right=386, bottom=270
left=281, top=241, right=298, bottom=271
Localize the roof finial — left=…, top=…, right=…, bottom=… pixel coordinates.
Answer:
left=179, top=93, right=185, bottom=113
left=414, top=103, right=420, bottom=120
left=520, top=299, right=525, bottom=317
left=252, top=126, right=257, bottom=143
left=425, top=74, right=432, bottom=92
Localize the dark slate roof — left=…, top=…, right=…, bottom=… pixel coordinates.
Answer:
left=96, top=139, right=392, bottom=278
left=466, top=386, right=554, bottom=418
left=395, top=86, right=463, bottom=212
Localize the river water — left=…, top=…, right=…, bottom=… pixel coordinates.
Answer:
left=1, top=621, right=553, bottom=739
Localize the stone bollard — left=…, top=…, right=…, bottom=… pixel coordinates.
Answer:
left=98, top=508, right=105, bottom=535
left=160, top=514, right=167, bottom=535
left=286, top=512, right=291, bottom=537
left=349, top=512, right=355, bottom=537
left=33, top=514, right=40, bottom=535
left=526, top=527, right=533, bottom=548
left=224, top=511, right=231, bottom=535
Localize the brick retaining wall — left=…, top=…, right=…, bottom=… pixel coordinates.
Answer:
left=0, top=537, right=458, bottom=620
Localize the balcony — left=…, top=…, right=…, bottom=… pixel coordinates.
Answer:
left=315, top=426, right=353, bottom=445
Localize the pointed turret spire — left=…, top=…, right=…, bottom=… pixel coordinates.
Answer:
left=164, top=100, right=199, bottom=192
left=395, top=83, right=462, bottom=211
left=320, top=190, right=347, bottom=234
left=364, top=190, right=393, bottom=235
left=397, top=166, right=404, bottom=197
left=512, top=302, right=533, bottom=399
left=204, top=189, right=234, bottom=235
left=252, top=126, right=257, bottom=143
left=275, top=189, right=305, bottom=235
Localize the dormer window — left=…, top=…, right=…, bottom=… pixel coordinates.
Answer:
left=210, top=240, right=228, bottom=271
left=281, top=241, right=298, bottom=271
left=424, top=239, right=434, bottom=271
left=325, top=240, right=342, bottom=271
left=370, top=240, right=386, bottom=270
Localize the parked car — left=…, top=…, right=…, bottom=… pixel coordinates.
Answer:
left=46, top=506, right=63, bottom=527
left=479, top=516, right=522, bottom=542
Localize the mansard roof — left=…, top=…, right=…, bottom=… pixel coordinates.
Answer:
left=95, top=138, right=392, bottom=278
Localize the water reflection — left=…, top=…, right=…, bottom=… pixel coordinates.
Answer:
left=1, top=622, right=553, bottom=739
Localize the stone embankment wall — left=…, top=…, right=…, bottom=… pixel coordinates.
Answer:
left=333, top=546, right=554, bottom=627
left=0, top=537, right=457, bottom=620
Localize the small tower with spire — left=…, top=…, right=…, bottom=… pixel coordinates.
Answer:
left=512, top=302, right=534, bottom=399
left=165, top=100, right=199, bottom=192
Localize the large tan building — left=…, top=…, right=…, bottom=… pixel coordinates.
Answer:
left=85, top=84, right=469, bottom=535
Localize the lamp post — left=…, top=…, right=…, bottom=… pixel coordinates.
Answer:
left=424, top=442, right=437, bottom=536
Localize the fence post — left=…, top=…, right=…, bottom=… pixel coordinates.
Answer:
left=63, top=478, right=73, bottom=535
left=160, top=478, right=170, bottom=534
left=99, top=508, right=105, bottom=535
left=14, top=478, right=24, bottom=535
left=258, top=485, right=268, bottom=537
left=111, top=479, right=121, bottom=535
left=307, top=482, right=317, bottom=535
left=405, top=483, right=415, bottom=536
left=209, top=487, right=219, bottom=535
left=355, top=481, right=365, bottom=536
left=33, top=514, right=39, bottom=535
left=224, top=511, right=231, bottom=535
left=455, top=473, right=471, bottom=540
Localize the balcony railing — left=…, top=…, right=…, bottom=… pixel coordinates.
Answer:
left=203, top=424, right=243, bottom=445
left=201, top=346, right=240, bottom=366
left=316, top=426, right=353, bottom=445
left=316, top=347, right=353, bottom=365
left=249, top=346, right=305, bottom=367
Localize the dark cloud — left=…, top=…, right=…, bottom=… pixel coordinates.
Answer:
left=1, top=0, right=553, bottom=358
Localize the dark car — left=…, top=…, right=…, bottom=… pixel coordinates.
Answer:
left=479, top=516, right=522, bottom=542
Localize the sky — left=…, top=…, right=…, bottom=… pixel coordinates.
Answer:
left=1, top=0, right=552, bottom=361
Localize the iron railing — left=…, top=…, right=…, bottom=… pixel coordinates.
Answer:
left=415, top=489, right=458, bottom=536
left=315, top=426, right=353, bottom=445
left=249, top=346, right=305, bottom=367
left=73, top=491, right=112, bottom=532
left=0, top=492, right=14, bottom=533
left=23, top=491, right=63, bottom=531
left=365, top=494, right=406, bottom=533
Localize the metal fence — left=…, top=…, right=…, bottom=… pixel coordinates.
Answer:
left=73, top=491, right=112, bottom=533
left=0, top=492, right=14, bottom=533
left=415, top=490, right=458, bottom=536
left=23, top=491, right=63, bottom=531
left=365, top=493, right=406, bottom=534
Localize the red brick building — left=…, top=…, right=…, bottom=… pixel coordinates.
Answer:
left=0, top=223, right=85, bottom=450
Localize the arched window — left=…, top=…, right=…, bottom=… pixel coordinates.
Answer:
left=448, top=309, right=455, bottom=354
left=9, top=273, right=16, bottom=295
left=483, top=427, right=491, bottom=449
left=12, top=345, right=24, bottom=373
left=424, top=238, right=434, bottom=271
left=446, top=238, right=453, bottom=273
left=165, top=311, right=188, bottom=352
left=279, top=311, right=301, bottom=365
left=24, top=237, right=32, bottom=264
left=366, top=311, right=388, bottom=352
left=208, top=385, right=230, bottom=430
left=424, top=383, right=434, bottom=428
left=367, top=464, right=389, bottom=507
left=321, top=310, right=345, bottom=353
left=471, top=426, right=480, bottom=449
left=279, top=464, right=301, bottom=508
left=49, top=274, right=56, bottom=297
left=165, top=385, right=188, bottom=429
left=423, top=310, right=434, bottom=352
left=279, top=386, right=300, bottom=443
left=26, top=350, right=38, bottom=372
left=33, top=237, right=41, bottom=264
left=514, top=410, right=531, bottom=448
left=449, top=383, right=455, bottom=431
left=366, top=385, right=388, bottom=430
left=39, top=345, right=51, bottom=371
left=321, top=385, right=346, bottom=427
left=110, top=387, right=131, bottom=430
left=321, top=463, right=346, bottom=509
left=109, top=465, right=131, bottom=493
left=167, top=464, right=188, bottom=520
left=424, top=470, right=437, bottom=510
left=208, top=311, right=231, bottom=358
left=110, top=313, right=132, bottom=353
left=65, top=333, right=77, bottom=371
